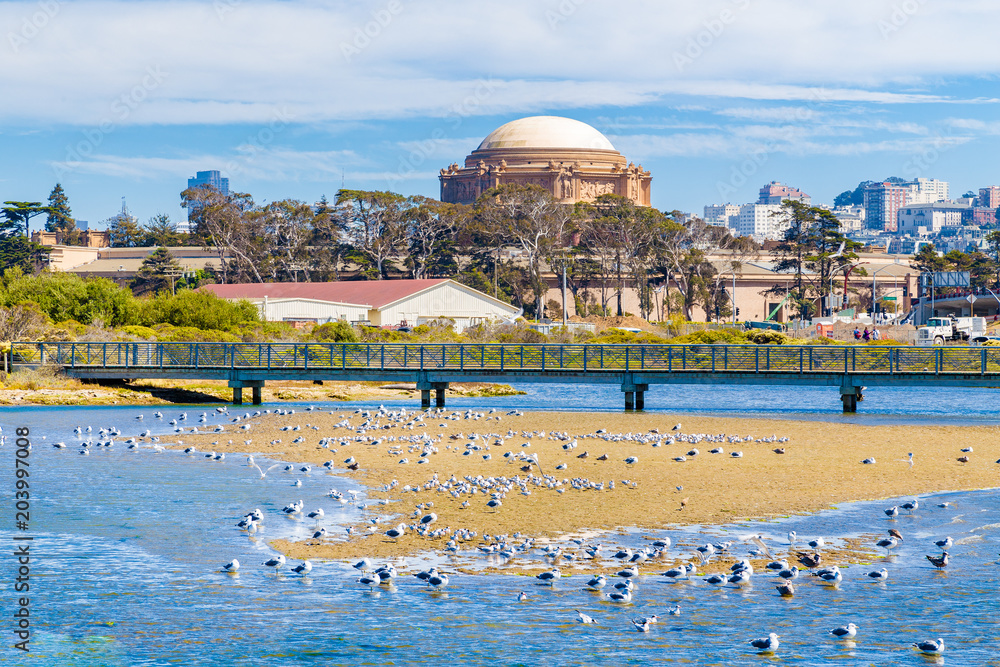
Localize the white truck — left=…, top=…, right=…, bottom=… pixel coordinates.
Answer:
left=916, top=316, right=986, bottom=345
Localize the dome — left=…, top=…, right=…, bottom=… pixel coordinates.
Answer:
left=477, top=116, right=616, bottom=152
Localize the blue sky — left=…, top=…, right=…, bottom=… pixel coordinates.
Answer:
left=1, top=0, right=999, bottom=229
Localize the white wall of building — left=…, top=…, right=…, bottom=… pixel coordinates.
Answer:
left=736, top=203, right=785, bottom=241
left=374, top=282, right=519, bottom=332
left=250, top=298, right=370, bottom=324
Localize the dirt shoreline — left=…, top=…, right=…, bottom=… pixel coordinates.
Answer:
left=160, top=408, right=1000, bottom=565
left=0, top=379, right=523, bottom=406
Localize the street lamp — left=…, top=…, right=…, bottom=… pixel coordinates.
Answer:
left=871, top=262, right=899, bottom=323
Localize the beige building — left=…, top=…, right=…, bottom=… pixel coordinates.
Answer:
left=440, top=116, right=652, bottom=206
left=202, top=279, right=521, bottom=332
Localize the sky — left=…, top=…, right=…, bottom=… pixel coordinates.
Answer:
left=1, top=0, right=999, bottom=229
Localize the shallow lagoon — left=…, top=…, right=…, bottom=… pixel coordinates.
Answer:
left=2, top=389, right=999, bottom=665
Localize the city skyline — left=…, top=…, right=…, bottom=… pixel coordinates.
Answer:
left=1, top=1, right=998, bottom=226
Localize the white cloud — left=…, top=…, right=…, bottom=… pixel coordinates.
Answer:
left=1, top=0, right=999, bottom=128
left=50, top=147, right=364, bottom=183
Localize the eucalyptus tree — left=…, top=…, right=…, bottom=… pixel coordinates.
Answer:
left=335, top=189, right=408, bottom=279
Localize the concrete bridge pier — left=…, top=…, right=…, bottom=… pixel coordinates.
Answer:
left=622, top=377, right=648, bottom=411
left=840, top=383, right=862, bottom=413
left=418, top=381, right=449, bottom=409
left=229, top=380, right=264, bottom=406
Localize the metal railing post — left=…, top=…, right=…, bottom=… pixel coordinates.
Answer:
left=625, top=347, right=630, bottom=371
left=711, top=347, right=716, bottom=373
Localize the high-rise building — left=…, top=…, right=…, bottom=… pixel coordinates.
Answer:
left=757, top=181, right=810, bottom=206
left=905, top=178, right=949, bottom=204
left=182, top=170, right=230, bottom=233
left=703, top=204, right=740, bottom=230
left=863, top=182, right=909, bottom=232
left=979, top=186, right=1000, bottom=209
left=736, top=203, right=785, bottom=241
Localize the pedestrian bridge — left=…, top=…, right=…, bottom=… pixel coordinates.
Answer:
left=11, top=341, right=1000, bottom=412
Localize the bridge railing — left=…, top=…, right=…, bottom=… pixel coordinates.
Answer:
left=11, top=341, right=1000, bottom=375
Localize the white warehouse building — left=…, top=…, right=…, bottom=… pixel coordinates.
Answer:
left=201, top=279, right=520, bottom=332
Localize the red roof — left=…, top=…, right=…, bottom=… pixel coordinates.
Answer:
left=201, top=280, right=450, bottom=309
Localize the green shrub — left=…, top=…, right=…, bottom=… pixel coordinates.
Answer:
left=745, top=329, right=791, bottom=345
left=1, top=271, right=138, bottom=326
left=589, top=329, right=668, bottom=345
left=139, top=290, right=259, bottom=332
left=669, top=329, right=748, bottom=345
left=312, top=321, right=361, bottom=343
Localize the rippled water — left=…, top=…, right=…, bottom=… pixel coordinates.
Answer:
left=1, top=396, right=999, bottom=665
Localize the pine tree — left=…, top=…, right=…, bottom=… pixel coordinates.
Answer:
left=45, top=184, right=74, bottom=232
left=132, top=247, right=184, bottom=295
left=107, top=206, right=143, bottom=248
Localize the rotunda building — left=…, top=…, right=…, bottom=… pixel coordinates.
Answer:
left=439, top=116, right=652, bottom=206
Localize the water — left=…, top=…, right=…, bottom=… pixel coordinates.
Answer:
left=1, top=389, right=999, bottom=665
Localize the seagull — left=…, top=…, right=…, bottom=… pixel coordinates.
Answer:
left=876, top=536, right=899, bottom=553
left=777, top=566, right=800, bottom=581
left=353, top=558, right=373, bottom=572
left=666, top=605, right=681, bottom=616
left=934, top=537, right=954, bottom=549
left=926, top=552, right=949, bottom=568
left=816, top=566, right=842, bottom=585
left=775, top=582, right=795, bottom=597
left=517, top=591, right=529, bottom=602
left=884, top=506, right=899, bottom=518
left=537, top=568, right=561, bottom=586
left=427, top=572, right=449, bottom=589
left=222, top=559, right=240, bottom=573
left=901, top=499, right=919, bottom=512
left=866, top=568, right=889, bottom=581
left=576, top=609, right=599, bottom=624
left=797, top=553, right=821, bottom=568
left=830, top=623, right=859, bottom=639
left=586, top=575, right=608, bottom=590
left=807, top=537, right=825, bottom=550
left=262, top=555, right=285, bottom=573
left=787, top=530, right=797, bottom=546
left=911, top=638, right=945, bottom=655
left=748, top=633, right=779, bottom=653
left=861, top=457, right=876, bottom=464
left=631, top=618, right=651, bottom=633
left=291, top=560, right=313, bottom=575
left=606, top=589, right=632, bottom=603
left=702, top=573, right=727, bottom=585
left=672, top=423, right=681, bottom=431
left=385, top=524, right=406, bottom=541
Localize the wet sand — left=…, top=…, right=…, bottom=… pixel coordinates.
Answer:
left=170, top=409, right=1000, bottom=563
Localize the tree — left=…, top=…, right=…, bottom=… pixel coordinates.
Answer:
left=309, top=195, right=349, bottom=281
left=182, top=186, right=262, bottom=283
left=142, top=213, right=181, bottom=246
left=474, top=184, right=571, bottom=319
left=132, top=247, right=185, bottom=295
left=986, top=231, right=1000, bottom=288
left=404, top=197, right=466, bottom=279
left=260, top=199, right=314, bottom=282
left=2, top=201, right=52, bottom=238
left=45, top=184, right=75, bottom=232
left=0, top=210, right=48, bottom=273
left=651, top=214, right=729, bottom=321
left=766, top=201, right=860, bottom=319
left=335, top=189, right=408, bottom=280
left=832, top=181, right=872, bottom=208
left=107, top=208, right=144, bottom=248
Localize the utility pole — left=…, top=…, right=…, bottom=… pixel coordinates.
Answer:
left=561, top=260, right=568, bottom=326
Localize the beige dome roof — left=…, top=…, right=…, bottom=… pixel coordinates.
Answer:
left=477, top=116, right=616, bottom=152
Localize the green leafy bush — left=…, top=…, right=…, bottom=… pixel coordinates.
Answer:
left=669, top=329, right=748, bottom=345
left=138, top=290, right=259, bottom=332
left=745, top=329, right=791, bottom=345
left=312, top=321, right=361, bottom=343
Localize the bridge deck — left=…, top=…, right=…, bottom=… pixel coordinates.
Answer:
left=12, top=342, right=1000, bottom=411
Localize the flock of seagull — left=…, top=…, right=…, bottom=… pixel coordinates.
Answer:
left=50, top=403, right=964, bottom=657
